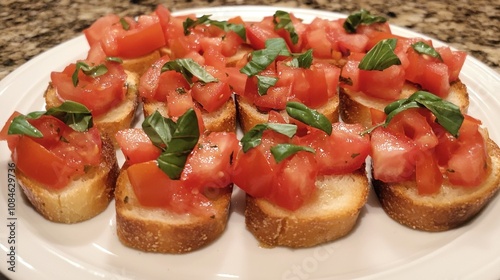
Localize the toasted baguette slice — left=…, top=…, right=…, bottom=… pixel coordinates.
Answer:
left=44, top=70, right=140, bottom=146
left=16, top=136, right=119, bottom=224
left=373, top=136, right=500, bottom=232
left=245, top=168, right=369, bottom=248
left=115, top=170, right=232, bottom=254
left=236, top=95, right=340, bottom=133
left=143, top=97, right=237, bottom=133
left=340, top=80, right=469, bottom=128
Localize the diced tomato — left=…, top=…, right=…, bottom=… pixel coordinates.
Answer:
left=156, top=71, right=191, bottom=102
left=85, top=43, right=107, bottom=65
left=340, top=59, right=360, bottom=92
left=191, top=80, right=231, bottom=113
left=437, top=46, right=467, bottom=82
left=232, top=147, right=275, bottom=198
left=371, top=127, right=418, bottom=182
left=337, top=33, right=369, bottom=54
left=304, top=28, right=333, bottom=58
left=299, top=123, right=370, bottom=175
left=358, top=64, right=405, bottom=100
left=139, top=55, right=171, bottom=100
left=8, top=116, right=102, bottom=190
left=224, top=66, right=248, bottom=95
left=115, top=128, right=162, bottom=165
left=181, top=132, right=240, bottom=193
left=154, top=4, right=172, bottom=36
left=83, top=14, right=122, bottom=47
left=420, top=62, right=450, bottom=97
left=246, top=22, right=281, bottom=50
left=0, top=112, right=21, bottom=152
left=369, top=108, right=386, bottom=125
left=50, top=61, right=127, bottom=116
left=268, top=151, right=318, bottom=211
left=126, top=161, right=212, bottom=215
left=386, top=108, right=439, bottom=150
left=415, top=149, right=443, bottom=194
left=115, top=15, right=166, bottom=58
left=166, top=89, right=195, bottom=118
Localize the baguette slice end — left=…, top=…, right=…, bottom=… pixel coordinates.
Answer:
left=373, top=138, right=500, bottom=231
left=245, top=168, right=369, bottom=248
left=115, top=170, right=233, bottom=254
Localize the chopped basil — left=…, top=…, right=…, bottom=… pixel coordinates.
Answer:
left=161, top=58, right=218, bottom=85
left=7, top=101, right=93, bottom=137
left=343, top=9, right=387, bottom=33
left=120, top=17, right=130, bottom=30
left=364, top=91, right=464, bottom=137
left=270, top=143, right=315, bottom=163
left=143, top=109, right=200, bottom=180
left=287, top=49, right=313, bottom=69
left=183, top=15, right=246, bottom=41
left=72, top=61, right=108, bottom=87
left=240, top=123, right=297, bottom=152
left=240, top=37, right=291, bottom=77
left=273, top=10, right=299, bottom=45
left=358, top=38, right=401, bottom=71
left=411, top=41, right=443, bottom=61
left=256, top=75, right=278, bottom=95
left=286, top=101, right=332, bottom=135
left=106, top=56, right=123, bottom=63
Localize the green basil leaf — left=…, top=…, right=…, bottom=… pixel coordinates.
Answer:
left=156, top=109, right=200, bottom=179
left=256, top=75, right=278, bottom=96
left=161, top=58, right=218, bottom=85
left=120, top=17, right=130, bottom=30
left=183, top=15, right=246, bottom=41
left=384, top=91, right=464, bottom=137
left=286, top=101, right=332, bottom=135
left=270, top=143, right=315, bottom=163
left=106, top=56, right=123, bottom=63
left=7, top=101, right=93, bottom=137
left=142, top=111, right=174, bottom=149
left=411, top=41, right=443, bottom=61
left=343, top=9, right=387, bottom=33
left=45, top=101, right=93, bottom=132
left=72, top=62, right=108, bottom=87
left=8, top=115, right=43, bottom=138
left=273, top=10, right=299, bottom=45
left=241, top=123, right=297, bottom=152
left=287, top=49, right=313, bottom=69
left=240, top=38, right=291, bottom=76
left=358, top=38, right=401, bottom=71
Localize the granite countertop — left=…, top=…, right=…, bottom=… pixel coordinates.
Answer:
left=0, top=0, right=498, bottom=81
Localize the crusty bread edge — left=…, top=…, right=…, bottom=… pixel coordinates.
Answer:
left=16, top=135, right=119, bottom=223
left=245, top=168, right=369, bottom=248
left=373, top=137, right=500, bottom=231
left=115, top=169, right=233, bottom=254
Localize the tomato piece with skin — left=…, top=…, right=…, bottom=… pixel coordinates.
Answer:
left=115, top=128, right=162, bottom=165
left=386, top=108, right=439, bottom=150
left=232, top=147, right=275, bottom=198
left=127, top=161, right=212, bottom=215
left=268, top=151, right=318, bottom=211
left=0, top=112, right=21, bottom=152
left=139, top=55, right=170, bottom=100
left=181, top=132, right=240, bottom=193
left=371, top=127, right=418, bottom=183
left=83, top=14, right=121, bottom=47
left=415, top=149, right=443, bottom=195
left=246, top=22, right=281, bottom=50
left=358, top=64, right=405, bottom=100
left=115, top=15, right=166, bottom=58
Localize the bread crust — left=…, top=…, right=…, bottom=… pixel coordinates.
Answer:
left=115, top=169, right=232, bottom=254
left=16, top=135, right=119, bottom=223
left=245, top=168, right=369, bottom=248
left=373, top=138, right=500, bottom=231
left=44, top=70, right=140, bottom=147
left=340, top=80, right=469, bottom=128
left=236, top=95, right=340, bottom=133
left=142, top=97, right=237, bottom=133
left=121, top=50, right=161, bottom=76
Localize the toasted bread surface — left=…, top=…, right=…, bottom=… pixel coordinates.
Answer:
left=121, top=50, right=161, bottom=76
left=143, top=97, right=237, bottom=133
left=373, top=137, right=500, bottom=231
left=245, top=168, right=369, bottom=248
left=44, top=70, right=140, bottom=146
left=340, top=80, right=469, bottom=128
left=115, top=170, right=232, bottom=253
left=16, top=136, right=118, bottom=223
left=236, top=95, right=340, bottom=133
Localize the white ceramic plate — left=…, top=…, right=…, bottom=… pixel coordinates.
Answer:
left=1, top=6, right=500, bottom=280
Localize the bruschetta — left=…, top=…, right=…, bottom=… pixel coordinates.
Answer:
left=114, top=109, right=239, bottom=253
left=232, top=102, right=370, bottom=247
left=0, top=102, right=118, bottom=223
left=368, top=91, right=500, bottom=231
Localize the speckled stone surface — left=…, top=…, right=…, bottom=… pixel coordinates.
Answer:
left=0, top=0, right=498, bottom=80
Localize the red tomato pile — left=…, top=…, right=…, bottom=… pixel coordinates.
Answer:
left=371, top=108, right=488, bottom=194
left=0, top=114, right=103, bottom=189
